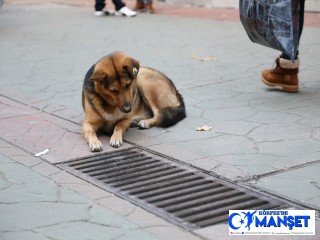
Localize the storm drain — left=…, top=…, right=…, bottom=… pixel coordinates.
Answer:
left=57, top=147, right=288, bottom=230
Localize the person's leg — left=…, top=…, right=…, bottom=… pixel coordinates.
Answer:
left=95, top=0, right=105, bottom=11
left=134, top=0, right=145, bottom=11
left=298, top=0, right=305, bottom=44
left=144, top=0, right=155, bottom=13
left=112, top=0, right=125, bottom=11
left=261, top=0, right=304, bottom=93
left=113, top=0, right=137, bottom=17
left=281, top=0, right=305, bottom=60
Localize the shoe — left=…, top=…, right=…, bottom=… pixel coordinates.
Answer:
left=115, top=6, right=137, bottom=17
left=94, top=10, right=113, bottom=16
left=261, top=57, right=300, bottom=93
left=134, top=0, right=145, bottom=11
left=145, top=2, right=155, bottom=13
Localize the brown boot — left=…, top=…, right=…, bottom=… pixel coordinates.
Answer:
left=134, top=0, right=145, bottom=11
left=145, top=2, right=155, bottom=13
left=261, top=57, right=300, bottom=93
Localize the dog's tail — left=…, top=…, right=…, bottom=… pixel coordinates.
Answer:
left=159, top=91, right=186, bottom=128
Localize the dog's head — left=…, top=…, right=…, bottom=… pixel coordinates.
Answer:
left=90, top=51, right=140, bottom=113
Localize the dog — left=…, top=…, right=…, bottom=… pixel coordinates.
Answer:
left=82, top=51, right=186, bottom=151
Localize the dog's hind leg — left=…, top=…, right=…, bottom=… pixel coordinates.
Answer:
left=137, top=108, right=162, bottom=129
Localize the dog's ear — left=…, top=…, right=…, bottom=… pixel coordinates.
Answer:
left=122, top=57, right=140, bottom=78
left=90, top=63, right=108, bottom=82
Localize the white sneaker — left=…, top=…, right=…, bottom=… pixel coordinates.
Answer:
left=94, top=10, right=113, bottom=16
left=115, top=6, right=137, bottom=17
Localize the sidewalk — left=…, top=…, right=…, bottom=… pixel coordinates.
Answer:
left=1, top=1, right=320, bottom=239
left=0, top=142, right=161, bottom=240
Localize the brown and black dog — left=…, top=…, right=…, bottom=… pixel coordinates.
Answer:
left=82, top=51, right=186, bottom=151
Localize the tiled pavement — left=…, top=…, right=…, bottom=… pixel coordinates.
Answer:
left=1, top=1, right=320, bottom=239
left=0, top=148, right=160, bottom=240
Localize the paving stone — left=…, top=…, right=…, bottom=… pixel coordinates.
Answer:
left=0, top=161, right=50, bottom=184
left=0, top=181, right=60, bottom=203
left=0, top=154, right=12, bottom=164
left=195, top=97, right=249, bottom=109
left=29, top=100, right=52, bottom=110
left=174, top=135, right=257, bottom=158
left=116, top=229, right=161, bottom=240
left=0, top=152, right=161, bottom=239
left=60, top=183, right=114, bottom=201
left=271, top=153, right=320, bottom=169
left=140, top=225, right=201, bottom=240
left=147, top=143, right=206, bottom=161
left=0, top=147, right=29, bottom=157
left=152, top=127, right=221, bottom=143
left=213, top=154, right=279, bottom=177
left=31, top=161, right=61, bottom=176
left=42, top=103, right=66, bottom=114
left=0, top=231, right=52, bottom=240
left=168, top=116, right=211, bottom=131
left=254, top=163, right=320, bottom=210
left=34, top=222, right=140, bottom=240
left=184, top=157, right=221, bottom=170
left=202, top=106, right=258, bottom=122
left=95, top=196, right=137, bottom=217
left=257, top=139, right=320, bottom=157
left=208, top=120, right=262, bottom=136
left=0, top=202, right=92, bottom=232
left=248, top=124, right=312, bottom=142
left=209, top=163, right=253, bottom=182
left=0, top=140, right=13, bottom=148
left=49, top=170, right=90, bottom=185
left=88, top=204, right=137, bottom=229
left=123, top=129, right=164, bottom=147
left=9, top=154, right=42, bottom=167
left=247, top=111, right=304, bottom=124
left=0, top=98, right=132, bottom=163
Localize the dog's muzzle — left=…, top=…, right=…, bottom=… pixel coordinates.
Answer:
left=122, top=104, right=132, bottom=113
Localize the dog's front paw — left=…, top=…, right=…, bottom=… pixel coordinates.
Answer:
left=110, top=134, right=123, bottom=148
left=89, top=140, right=102, bottom=152
left=131, top=118, right=142, bottom=128
left=138, top=120, right=151, bottom=129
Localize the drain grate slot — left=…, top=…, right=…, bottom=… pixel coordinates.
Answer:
left=137, top=181, right=217, bottom=200
left=109, top=168, right=184, bottom=187
left=57, top=147, right=289, bottom=230
left=120, top=172, right=195, bottom=191
left=81, top=156, right=154, bottom=174
left=131, top=176, right=207, bottom=196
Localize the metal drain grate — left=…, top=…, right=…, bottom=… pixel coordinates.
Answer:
left=57, top=147, right=288, bottom=230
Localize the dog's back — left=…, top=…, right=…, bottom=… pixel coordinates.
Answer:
left=137, top=67, right=186, bottom=128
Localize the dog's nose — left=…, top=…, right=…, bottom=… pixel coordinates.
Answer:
left=123, top=105, right=131, bottom=113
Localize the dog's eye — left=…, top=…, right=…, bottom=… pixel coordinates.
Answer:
left=110, top=89, right=119, bottom=95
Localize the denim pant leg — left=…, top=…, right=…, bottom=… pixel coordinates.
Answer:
left=112, top=0, right=125, bottom=10
left=281, top=0, right=305, bottom=60
left=298, top=0, right=305, bottom=42
left=95, top=0, right=105, bottom=11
